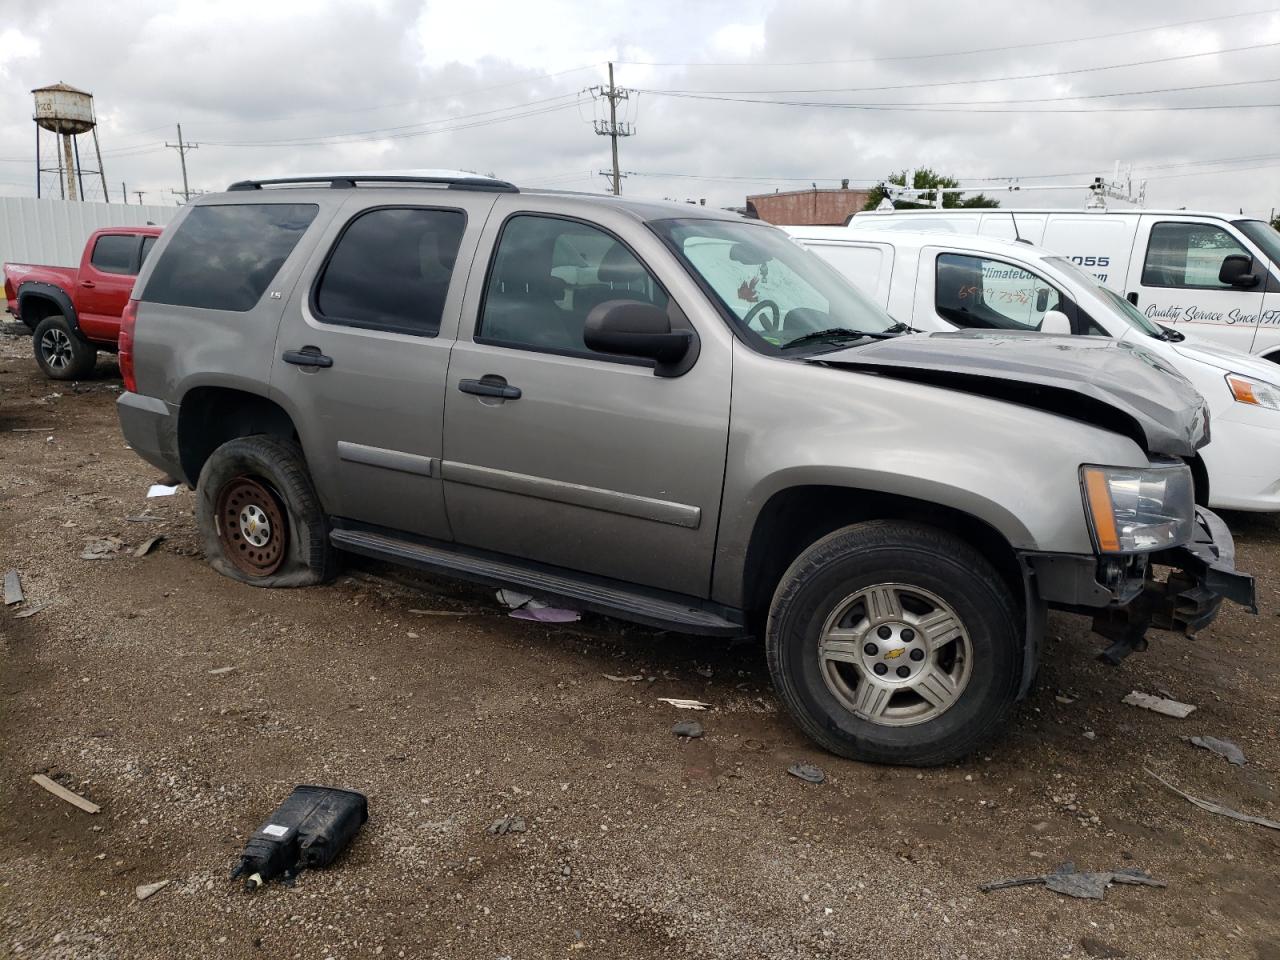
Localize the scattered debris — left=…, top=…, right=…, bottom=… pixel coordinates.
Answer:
left=672, top=720, right=704, bottom=739
left=658, top=697, right=710, bottom=710
left=407, top=608, right=478, bottom=617
left=1054, top=693, right=1077, bottom=705
left=231, top=785, right=369, bottom=890
left=208, top=666, right=236, bottom=676
left=980, top=861, right=1165, bottom=900
left=80, top=537, right=124, bottom=561
left=1188, top=735, right=1247, bottom=767
left=14, top=601, right=49, bottom=619
left=1122, top=691, right=1196, bottom=718
left=11, top=426, right=55, bottom=432
left=4, top=570, right=23, bottom=605
left=510, top=604, right=580, bottom=623
left=133, top=535, right=165, bottom=558
left=487, top=815, right=527, bottom=836
left=495, top=588, right=581, bottom=623
left=146, top=483, right=180, bottom=498
left=603, top=674, right=644, bottom=682
left=787, top=763, right=826, bottom=785
left=30, top=774, right=100, bottom=814
left=135, top=880, right=171, bottom=902
left=1083, top=730, right=1097, bottom=741
left=124, top=513, right=161, bottom=523
left=695, top=664, right=714, bottom=679
left=1146, top=769, right=1280, bottom=831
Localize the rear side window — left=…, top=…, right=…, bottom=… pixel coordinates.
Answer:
left=91, top=234, right=137, bottom=274
left=313, top=207, right=466, bottom=337
left=1142, top=222, right=1251, bottom=290
left=935, top=253, right=1063, bottom=331
left=140, top=235, right=158, bottom=266
left=143, top=204, right=318, bottom=312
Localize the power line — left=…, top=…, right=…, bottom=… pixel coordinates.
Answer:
left=642, top=91, right=1280, bottom=114
left=641, top=40, right=1280, bottom=97
left=616, top=7, right=1280, bottom=67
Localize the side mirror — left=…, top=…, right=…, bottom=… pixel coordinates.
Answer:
left=1218, top=253, right=1259, bottom=288
left=584, top=300, right=693, bottom=376
left=1034, top=288, right=1050, bottom=313
left=1039, top=309, right=1072, bottom=335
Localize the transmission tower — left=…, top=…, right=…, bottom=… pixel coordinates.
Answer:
left=588, top=63, right=634, bottom=195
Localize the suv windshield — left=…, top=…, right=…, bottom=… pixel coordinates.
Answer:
left=649, top=218, right=899, bottom=351
left=1043, top=255, right=1167, bottom=339
left=1234, top=219, right=1280, bottom=269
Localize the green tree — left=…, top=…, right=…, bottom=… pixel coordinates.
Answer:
left=863, top=168, right=1000, bottom=211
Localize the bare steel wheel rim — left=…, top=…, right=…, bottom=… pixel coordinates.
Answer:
left=215, top=476, right=287, bottom=576
left=818, top=582, right=973, bottom=727
left=40, top=328, right=73, bottom=369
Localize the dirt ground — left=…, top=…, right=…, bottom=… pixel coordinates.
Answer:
left=1, top=323, right=1278, bottom=960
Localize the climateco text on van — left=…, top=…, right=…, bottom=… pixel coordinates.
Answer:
left=845, top=208, right=1280, bottom=363
left=784, top=226, right=1280, bottom=513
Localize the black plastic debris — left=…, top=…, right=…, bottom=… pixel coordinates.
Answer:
left=230, top=785, right=368, bottom=890
left=787, top=763, right=825, bottom=785
left=672, top=720, right=704, bottom=739
left=1188, top=735, right=1247, bottom=766
left=980, top=861, right=1166, bottom=900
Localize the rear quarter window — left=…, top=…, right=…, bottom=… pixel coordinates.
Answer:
left=142, top=203, right=318, bottom=312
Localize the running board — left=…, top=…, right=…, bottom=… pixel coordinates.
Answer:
left=329, top=528, right=745, bottom=636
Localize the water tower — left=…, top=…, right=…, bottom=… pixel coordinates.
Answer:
left=33, top=82, right=109, bottom=202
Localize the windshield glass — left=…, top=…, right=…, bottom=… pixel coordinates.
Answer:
left=1234, top=219, right=1280, bottom=268
left=1043, top=255, right=1166, bottom=338
left=648, top=218, right=898, bottom=351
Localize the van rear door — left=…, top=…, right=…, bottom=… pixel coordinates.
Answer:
left=1127, top=215, right=1269, bottom=355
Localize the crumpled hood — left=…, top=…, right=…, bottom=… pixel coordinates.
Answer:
left=816, top=332, right=1209, bottom=457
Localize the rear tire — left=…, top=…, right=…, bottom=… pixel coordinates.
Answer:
left=196, top=435, right=337, bottom=588
left=766, top=520, right=1023, bottom=766
left=33, top=314, right=97, bottom=380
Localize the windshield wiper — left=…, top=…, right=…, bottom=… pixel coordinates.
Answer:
left=782, top=325, right=905, bottom=350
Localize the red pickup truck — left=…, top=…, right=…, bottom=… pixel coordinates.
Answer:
left=4, top=226, right=163, bottom=380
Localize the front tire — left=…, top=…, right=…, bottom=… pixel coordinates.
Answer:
left=33, top=314, right=97, bottom=380
left=766, top=521, right=1023, bottom=766
left=196, top=435, right=337, bottom=588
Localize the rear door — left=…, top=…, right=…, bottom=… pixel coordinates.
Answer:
left=1127, top=216, right=1266, bottom=354
left=271, top=193, right=498, bottom=539
left=77, top=232, right=142, bottom=342
left=1040, top=214, right=1136, bottom=291
left=440, top=200, right=730, bottom=595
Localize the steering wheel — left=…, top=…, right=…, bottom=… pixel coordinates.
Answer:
left=743, top=299, right=782, bottom=332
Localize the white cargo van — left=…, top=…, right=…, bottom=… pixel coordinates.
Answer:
left=845, top=209, right=1280, bottom=362
left=784, top=226, right=1280, bottom=513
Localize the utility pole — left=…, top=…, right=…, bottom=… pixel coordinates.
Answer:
left=121, top=181, right=127, bottom=203
left=134, top=190, right=145, bottom=205
left=589, top=63, right=634, bottom=195
left=165, top=123, right=198, bottom=201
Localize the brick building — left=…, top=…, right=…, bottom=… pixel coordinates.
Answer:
left=745, top=182, right=873, bottom=226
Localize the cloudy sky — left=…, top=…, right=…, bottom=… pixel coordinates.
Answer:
left=1, top=0, right=1278, bottom=217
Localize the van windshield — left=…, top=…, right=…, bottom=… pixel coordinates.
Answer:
left=649, top=218, right=900, bottom=352
left=1234, top=219, right=1280, bottom=269
left=1043, top=255, right=1166, bottom=339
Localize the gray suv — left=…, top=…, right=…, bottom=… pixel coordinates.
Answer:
left=117, top=173, right=1254, bottom=765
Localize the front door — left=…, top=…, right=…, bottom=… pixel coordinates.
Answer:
left=441, top=207, right=730, bottom=595
left=1129, top=217, right=1267, bottom=354
left=271, top=195, right=496, bottom=539
left=78, top=233, right=141, bottom=342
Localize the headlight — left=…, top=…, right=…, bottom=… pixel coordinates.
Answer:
left=1226, top=373, right=1280, bottom=411
left=1080, top=463, right=1194, bottom=554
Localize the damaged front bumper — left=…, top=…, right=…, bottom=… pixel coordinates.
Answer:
left=1023, top=507, right=1256, bottom=664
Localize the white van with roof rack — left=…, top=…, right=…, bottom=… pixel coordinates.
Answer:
left=845, top=208, right=1280, bottom=363
left=784, top=226, right=1280, bottom=513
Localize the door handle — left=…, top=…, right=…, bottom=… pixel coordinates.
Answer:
left=282, top=346, right=334, bottom=368
left=458, top=375, right=521, bottom=400
left=1126, top=292, right=1139, bottom=306
left=80, top=280, right=95, bottom=288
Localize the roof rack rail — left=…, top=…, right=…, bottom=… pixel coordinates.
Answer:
left=225, top=174, right=519, bottom=194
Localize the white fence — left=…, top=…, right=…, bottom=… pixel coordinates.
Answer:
left=0, top=197, right=178, bottom=269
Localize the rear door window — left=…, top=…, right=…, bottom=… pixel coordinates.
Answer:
left=90, top=234, right=139, bottom=275
left=143, top=203, right=318, bottom=312
left=1141, top=222, right=1251, bottom=289
left=313, top=207, right=466, bottom=337
left=934, top=252, right=1063, bottom=331
left=139, top=235, right=158, bottom=266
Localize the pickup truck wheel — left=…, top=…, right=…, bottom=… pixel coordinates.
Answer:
left=196, top=435, right=337, bottom=588
left=766, top=521, right=1022, bottom=766
left=33, top=315, right=97, bottom=380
